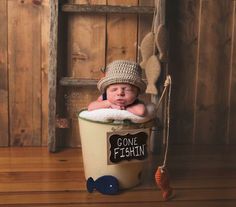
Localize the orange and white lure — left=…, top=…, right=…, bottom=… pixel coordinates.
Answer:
left=155, top=166, right=173, bottom=200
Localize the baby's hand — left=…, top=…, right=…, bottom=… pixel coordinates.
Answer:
left=110, top=104, right=125, bottom=110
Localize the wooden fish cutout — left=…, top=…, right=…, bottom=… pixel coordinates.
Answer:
left=145, top=55, right=161, bottom=95
left=155, top=24, right=168, bottom=62
left=87, top=176, right=119, bottom=195
left=140, top=32, right=155, bottom=69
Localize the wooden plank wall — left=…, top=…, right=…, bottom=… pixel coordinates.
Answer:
left=168, top=0, right=236, bottom=144
left=0, top=0, right=8, bottom=146
left=0, top=0, right=236, bottom=147
left=41, top=0, right=50, bottom=146
left=66, top=0, right=106, bottom=147
left=63, top=0, right=153, bottom=147
left=230, top=1, right=236, bottom=144
left=0, top=0, right=49, bottom=146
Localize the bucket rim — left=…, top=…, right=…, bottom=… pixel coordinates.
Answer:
left=77, top=108, right=155, bottom=126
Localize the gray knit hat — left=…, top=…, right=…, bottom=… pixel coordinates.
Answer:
left=97, top=60, right=146, bottom=94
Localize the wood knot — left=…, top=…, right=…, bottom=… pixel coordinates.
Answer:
left=32, top=0, right=42, bottom=5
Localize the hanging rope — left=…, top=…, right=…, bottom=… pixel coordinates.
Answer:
left=154, top=75, right=174, bottom=201
left=154, top=75, right=171, bottom=167
left=160, top=75, right=171, bottom=168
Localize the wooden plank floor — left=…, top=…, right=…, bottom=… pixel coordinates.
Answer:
left=0, top=145, right=235, bottom=206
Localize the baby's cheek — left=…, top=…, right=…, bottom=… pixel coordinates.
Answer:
left=128, top=96, right=137, bottom=103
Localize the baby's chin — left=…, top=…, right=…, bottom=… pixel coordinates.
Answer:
left=115, top=101, right=133, bottom=107
left=115, top=103, right=126, bottom=107
left=113, top=101, right=126, bottom=106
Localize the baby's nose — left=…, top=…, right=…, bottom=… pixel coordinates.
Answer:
left=117, top=88, right=125, bottom=96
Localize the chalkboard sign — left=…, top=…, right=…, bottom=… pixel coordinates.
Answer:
left=107, top=129, right=149, bottom=165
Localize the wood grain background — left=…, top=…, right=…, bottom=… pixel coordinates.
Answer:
left=168, top=0, right=236, bottom=144
left=0, top=0, right=49, bottom=146
left=61, top=0, right=153, bottom=147
left=0, top=0, right=236, bottom=147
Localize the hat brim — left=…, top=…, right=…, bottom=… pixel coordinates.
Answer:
left=97, top=76, right=147, bottom=94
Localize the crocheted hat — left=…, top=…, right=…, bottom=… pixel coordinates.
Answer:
left=97, top=60, right=147, bottom=94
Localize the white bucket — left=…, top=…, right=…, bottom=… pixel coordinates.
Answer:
left=78, top=112, right=154, bottom=189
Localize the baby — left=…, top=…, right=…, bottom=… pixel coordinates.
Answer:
left=88, top=60, right=147, bottom=117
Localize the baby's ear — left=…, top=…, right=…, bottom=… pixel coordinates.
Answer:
left=135, top=87, right=141, bottom=96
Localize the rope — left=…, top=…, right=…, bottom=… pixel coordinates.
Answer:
left=155, top=75, right=172, bottom=169
left=163, top=75, right=171, bottom=168
left=160, top=0, right=165, bottom=25
left=151, top=0, right=158, bottom=55
left=151, top=3, right=157, bottom=33
left=155, top=75, right=170, bottom=111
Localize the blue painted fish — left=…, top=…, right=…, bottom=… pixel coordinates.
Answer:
left=86, top=175, right=119, bottom=195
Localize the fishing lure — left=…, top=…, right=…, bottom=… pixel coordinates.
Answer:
left=155, top=166, right=173, bottom=200
left=87, top=175, right=119, bottom=195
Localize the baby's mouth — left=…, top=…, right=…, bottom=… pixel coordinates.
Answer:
left=116, top=99, right=126, bottom=105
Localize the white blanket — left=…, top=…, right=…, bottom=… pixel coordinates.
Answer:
left=79, top=104, right=156, bottom=124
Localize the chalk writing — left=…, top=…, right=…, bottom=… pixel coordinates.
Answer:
left=107, top=130, right=149, bottom=164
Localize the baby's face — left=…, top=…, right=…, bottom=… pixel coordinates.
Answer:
left=106, top=83, right=138, bottom=107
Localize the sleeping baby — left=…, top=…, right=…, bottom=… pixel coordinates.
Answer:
left=88, top=60, right=147, bottom=117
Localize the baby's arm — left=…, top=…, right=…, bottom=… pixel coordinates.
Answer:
left=126, top=103, right=146, bottom=117
left=88, top=96, right=125, bottom=111
left=88, top=96, right=111, bottom=111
